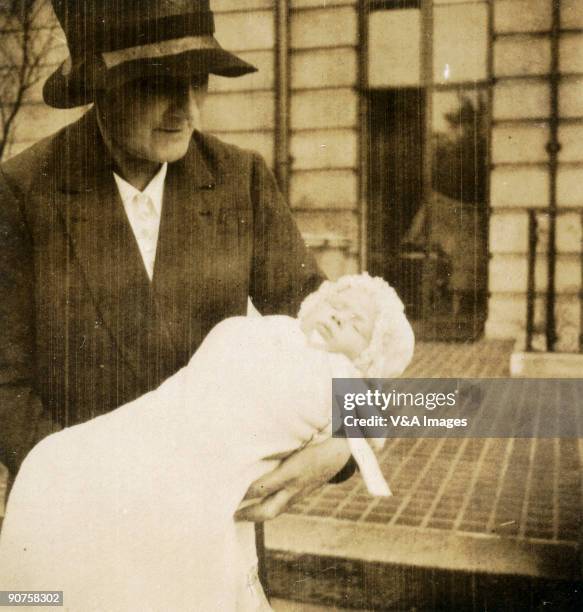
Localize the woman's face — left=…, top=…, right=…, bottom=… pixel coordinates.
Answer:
left=305, top=287, right=377, bottom=359
left=97, top=74, right=208, bottom=164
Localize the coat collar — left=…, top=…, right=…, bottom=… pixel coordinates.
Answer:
left=113, top=161, right=168, bottom=217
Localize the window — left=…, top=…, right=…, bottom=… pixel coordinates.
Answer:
left=366, top=0, right=490, bottom=340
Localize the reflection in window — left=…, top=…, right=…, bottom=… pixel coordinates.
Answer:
left=406, top=89, right=489, bottom=315
left=432, top=89, right=488, bottom=204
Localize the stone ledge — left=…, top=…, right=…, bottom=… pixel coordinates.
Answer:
left=267, top=516, right=583, bottom=612
left=265, top=515, right=582, bottom=610
left=265, top=515, right=581, bottom=582
left=510, top=347, right=583, bottom=378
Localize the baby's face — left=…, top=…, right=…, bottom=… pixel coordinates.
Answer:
left=305, top=287, right=377, bottom=360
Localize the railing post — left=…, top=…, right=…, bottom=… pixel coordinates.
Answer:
left=526, top=210, right=538, bottom=352
left=545, top=0, right=561, bottom=352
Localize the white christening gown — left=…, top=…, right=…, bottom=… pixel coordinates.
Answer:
left=0, top=316, right=387, bottom=612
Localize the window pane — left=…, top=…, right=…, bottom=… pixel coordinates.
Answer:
left=434, top=3, right=488, bottom=84
left=368, top=9, right=421, bottom=87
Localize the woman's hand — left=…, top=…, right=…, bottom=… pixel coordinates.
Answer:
left=234, top=437, right=351, bottom=522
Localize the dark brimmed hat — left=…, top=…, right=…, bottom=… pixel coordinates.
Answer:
left=44, top=0, right=257, bottom=109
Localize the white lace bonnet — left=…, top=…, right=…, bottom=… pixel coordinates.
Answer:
left=298, top=272, right=415, bottom=378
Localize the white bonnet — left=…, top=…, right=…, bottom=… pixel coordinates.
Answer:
left=298, top=273, right=415, bottom=378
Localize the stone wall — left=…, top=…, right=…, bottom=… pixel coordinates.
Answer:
left=486, top=0, right=583, bottom=351
left=209, top=0, right=361, bottom=278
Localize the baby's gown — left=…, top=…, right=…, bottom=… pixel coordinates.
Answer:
left=0, top=316, right=370, bottom=612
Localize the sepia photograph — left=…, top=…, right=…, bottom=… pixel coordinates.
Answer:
left=0, top=0, right=581, bottom=610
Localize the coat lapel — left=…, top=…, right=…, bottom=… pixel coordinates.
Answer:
left=151, top=134, right=219, bottom=360
left=53, top=110, right=160, bottom=386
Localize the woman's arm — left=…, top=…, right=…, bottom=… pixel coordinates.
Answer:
left=0, top=171, right=61, bottom=478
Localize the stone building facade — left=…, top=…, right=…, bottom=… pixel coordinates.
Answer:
left=2, top=0, right=582, bottom=369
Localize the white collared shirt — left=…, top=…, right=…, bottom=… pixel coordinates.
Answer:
left=114, top=163, right=168, bottom=280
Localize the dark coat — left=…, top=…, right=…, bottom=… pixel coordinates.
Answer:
left=0, top=109, right=323, bottom=476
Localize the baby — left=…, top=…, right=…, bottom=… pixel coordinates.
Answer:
left=298, top=272, right=415, bottom=378
left=0, top=273, right=414, bottom=612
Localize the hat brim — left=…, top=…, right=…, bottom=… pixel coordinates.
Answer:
left=44, top=47, right=257, bottom=109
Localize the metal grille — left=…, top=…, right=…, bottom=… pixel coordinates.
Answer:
left=290, top=438, right=582, bottom=547
left=288, top=340, right=582, bottom=548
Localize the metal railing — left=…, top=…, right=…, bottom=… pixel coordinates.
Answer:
left=525, top=209, right=583, bottom=353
